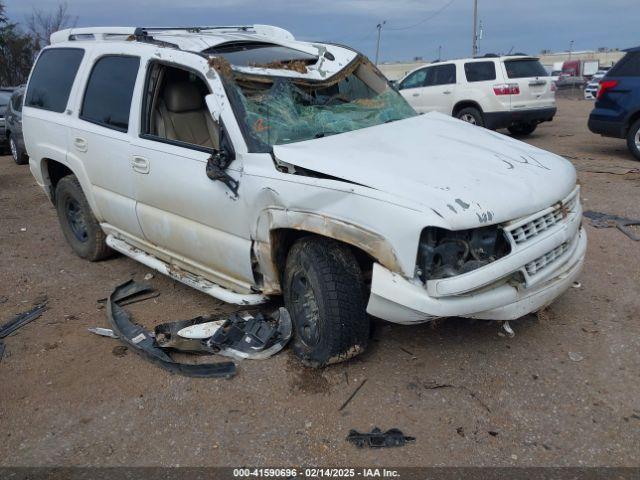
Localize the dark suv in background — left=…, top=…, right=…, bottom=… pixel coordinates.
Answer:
left=588, top=46, right=640, bottom=160
left=5, top=86, right=27, bottom=164
left=0, top=87, right=14, bottom=153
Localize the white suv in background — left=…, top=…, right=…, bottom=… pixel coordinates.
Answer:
left=23, top=27, right=585, bottom=367
left=397, top=54, right=557, bottom=136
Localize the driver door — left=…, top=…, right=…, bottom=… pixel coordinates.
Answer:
left=129, top=56, right=255, bottom=291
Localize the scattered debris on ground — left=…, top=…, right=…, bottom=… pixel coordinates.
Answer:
left=568, top=352, right=584, bottom=362
left=347, top=427, right=416, bottom=448
left=0, top=341, right=5, bottom=363
left=103, top=280, right=292, bottom=378
left=0, top=301, right=48, bottom=339
left=339, top=378, right=368, bottom=411
left=583, top=211, right=640, bottom=241
left=107, top=280, right=236, bottom=379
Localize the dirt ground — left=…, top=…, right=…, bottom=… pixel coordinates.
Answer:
left=1, top=97, right=639, bottom=468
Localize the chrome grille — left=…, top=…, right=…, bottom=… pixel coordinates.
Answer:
left=525, top=242, right=569, bottom=276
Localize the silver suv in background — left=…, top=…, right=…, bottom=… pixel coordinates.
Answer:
left=5, top=86, right=28, bottom=164
left=397, top=54, right=557, bottom=136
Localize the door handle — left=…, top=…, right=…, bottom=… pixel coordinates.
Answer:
left=412, top=93, right=420, bottom=97
left=73, top=137, right=88, bottom=152
left=131, top=156, right=150, bottom=174
left=443, top=91, right=452, bottom=95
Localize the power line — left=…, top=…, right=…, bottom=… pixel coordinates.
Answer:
left=385, top=0, right=457, bottom=31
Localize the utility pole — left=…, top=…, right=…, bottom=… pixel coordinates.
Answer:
left=438, top=45, right=442, bottom=61
left=472, top=0, right=478, bottom=57
left=375, top=21, right=386, bottom=65
left=568, top=40, right=574, bottom=60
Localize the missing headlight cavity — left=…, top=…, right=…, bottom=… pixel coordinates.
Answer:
left=416, top=226, right=511, bottom=282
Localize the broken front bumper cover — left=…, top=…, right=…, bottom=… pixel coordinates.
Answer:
left=366, top=227, right=587, bottom=324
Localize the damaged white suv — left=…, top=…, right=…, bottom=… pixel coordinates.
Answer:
left=23, top=25, right=587, bottom=367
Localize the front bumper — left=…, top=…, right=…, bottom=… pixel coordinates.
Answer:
left=366, top=187, right=587, bottom=324
left=484, top=107, right=557, bottom=130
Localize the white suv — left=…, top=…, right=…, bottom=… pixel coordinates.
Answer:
left=397, top=55, right=557, bottom=136
left=23, top=26, right=586, bottom=366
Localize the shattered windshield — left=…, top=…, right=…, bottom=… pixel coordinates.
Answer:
left=229, top=59, right=417, bottom=148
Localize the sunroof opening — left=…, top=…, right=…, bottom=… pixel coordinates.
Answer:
left=204, top=42, right=318, bottom=68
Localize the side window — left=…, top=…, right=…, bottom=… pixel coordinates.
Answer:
left=608, top=52, right=640, bottom=77
left=25, top=48, right=84, bottom=113
left=141, top=63, right=220, bottom=151
left=81, top=55, right=140, bottom=132
left=425, top=64, right=456, bottom=86
left=464, top=61, right=496, bottom=82
left=400, top=68, right=429, bottom=89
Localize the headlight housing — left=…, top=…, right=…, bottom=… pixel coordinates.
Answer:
left=416, top=226, right=511, bottom=282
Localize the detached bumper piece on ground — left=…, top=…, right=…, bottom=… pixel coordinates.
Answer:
left=347, top=427, right=416, bottom=448
left=0, top=301, right=48, bottom=363
left=583, top=211, right=640, bottom=241
left=106, top=280, right=291, bottom=378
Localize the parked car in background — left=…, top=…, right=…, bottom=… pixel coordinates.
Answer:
left=589, top=46, right=640, bottom=160
left=555, top=74, right=585, bottom=90
left=0, top=87, right=15, bottom=152
left=5, top=86, right=28, bottom=164
left=396, top=54, right=556, bottom=136
left=23, top=26, right=586, bottom=367
left=584, top=70, right=609, bottom=100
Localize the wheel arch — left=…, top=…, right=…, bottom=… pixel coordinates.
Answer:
left=452, top=100, right=484, bottom=117
left=625, top=109, right=640, bottom=135
left=252, top=209, right=401, bottom=295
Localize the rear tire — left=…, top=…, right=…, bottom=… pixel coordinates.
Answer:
left=55, top=175, right=111, bottom=261
left=456, top=107, right=484, bottom=127
left=508, top=123, right=538, bottom=136
left=626, top=119, right=640, bottom=161
left=283, top=237, right=369, bottom=368
left=9, top=134, right=28, bottom=165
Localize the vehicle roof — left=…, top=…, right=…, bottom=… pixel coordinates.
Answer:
left=623, top=46, right=640, bottom=53
left=48, top=25, right=358, bottom=81
left=401, top=54, right=540, bottom=79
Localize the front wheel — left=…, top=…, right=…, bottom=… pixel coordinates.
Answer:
left=508, top=123, right=538, bottom=137
left=283, top=237, right=369, bottom=367
left=626, top=119, right=640, bottom=161
left=456, top=107, right=484, bottom=127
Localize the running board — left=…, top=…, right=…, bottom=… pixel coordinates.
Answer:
left=105, top=235, right=268, bottom=306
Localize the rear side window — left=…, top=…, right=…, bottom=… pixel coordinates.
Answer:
left=608, top=52, right=640, bottom=77
left=504, top=59, right=547, bottom=78
left=425, top=64, right=456, bottom=86
left=464, top=61, right=496, bottom=82
left=11, top=93, right=23, bottom=112
left=25, top=48, right=84, bottom=113
left=81, top=55, right=140, bottom=131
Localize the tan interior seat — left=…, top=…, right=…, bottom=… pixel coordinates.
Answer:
left=154, top=81, right=219, bottom=149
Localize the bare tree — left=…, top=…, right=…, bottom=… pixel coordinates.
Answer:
left=0, top=0, right=37, bottom=86
left=26, top=2, right=77, bottom=48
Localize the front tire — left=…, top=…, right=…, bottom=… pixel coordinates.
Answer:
left=508, top=123, right=538, bottom=137
left=456, top=107, right=484, bottom=127
left=9, top=134, right=28, bottom=165
left=55, top=175, right=111, bottom=261
left=283, top=237, right=369, bottom=367
left=626, top=119, right=640, bottom=161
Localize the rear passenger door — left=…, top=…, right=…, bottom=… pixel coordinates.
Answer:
left=398, top=67, right=430, bottom=112
left=67, top=52, right=145, bottom=239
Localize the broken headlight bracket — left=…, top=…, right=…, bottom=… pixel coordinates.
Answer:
left=416, top=226, right=511, bottom=282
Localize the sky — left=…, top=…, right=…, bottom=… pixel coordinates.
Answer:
left=3, top=0, right=638, bottom=63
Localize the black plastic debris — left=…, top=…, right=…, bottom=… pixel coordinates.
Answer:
left=0, top=302, right=47, bottom=338
left=107, top=280, right=236, bottom=379
left=208, top=309, right=292, bottom=360
left=0, top=341, right=5, bottom=363
left=583, top=211, right=640, bottom=241
left=347, top=427, right=416, bottom=448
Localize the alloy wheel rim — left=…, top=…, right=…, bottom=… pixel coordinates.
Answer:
left=461, top=113, right=477, bottom=124
left=10, top=138, right=17, bottom=161
left=635, top=130, right=640, bottom=150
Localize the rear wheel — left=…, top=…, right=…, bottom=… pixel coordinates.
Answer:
left=508, top=123, right=538, bottom=136
left=9, top=134, right=28, bottom=165
left=283, top=237, right=369, bottom=367
left=55, top=175, right=111, bottom=261
left=626, top=119, right=640, bottom=161
left=456, top=107, right=484, bottom=127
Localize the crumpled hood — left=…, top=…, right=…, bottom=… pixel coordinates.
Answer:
left=273, top=112, right=576, bottom=229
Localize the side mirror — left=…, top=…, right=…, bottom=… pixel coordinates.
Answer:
left=205, top=94, right=223, bottom=122
left=205, top=125, right=239, bottom=196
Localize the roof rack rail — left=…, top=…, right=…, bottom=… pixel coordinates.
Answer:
left=50, top=24, right=295, bottom=45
